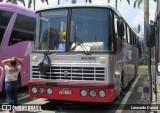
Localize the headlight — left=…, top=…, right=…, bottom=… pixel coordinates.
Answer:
left=47, top=88, right=53, bottom=95
left=39, top=88, right=45, bottom=94
left=89, top=90, right=96, bottom=97
left=80, top=90, right=87, bottom=97
left=32, top=87, right=38, bottom=94
left=99, top=90, right=106, bottom=98
left=32, top=56, right=38, bottom=62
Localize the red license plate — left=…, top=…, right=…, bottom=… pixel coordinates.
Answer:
left=59, top=89, right=72, bottom=95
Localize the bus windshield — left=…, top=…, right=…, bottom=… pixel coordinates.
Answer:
left=35, top=8, right=112, bottom=52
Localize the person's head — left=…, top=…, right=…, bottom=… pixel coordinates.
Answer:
left=10, top=60, right=16, bottom=67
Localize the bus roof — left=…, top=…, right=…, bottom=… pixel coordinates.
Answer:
left=0, top=2, right=35, bottom=17
left=36, top=4, right=122, bottom=17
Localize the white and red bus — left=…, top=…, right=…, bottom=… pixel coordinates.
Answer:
left=146, top=0, right=160, bottom=104
left=0, top=3, right=36, bottom=94
left=29, top=4, right=139, bottom=103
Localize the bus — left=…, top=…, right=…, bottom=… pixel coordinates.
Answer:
left=147, top=0, right=160, bottom=104
left=0, top=3, right=36, bottom=94
left=28, top=4, right=139, bottom=103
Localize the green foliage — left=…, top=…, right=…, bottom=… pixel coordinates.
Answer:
left=138, top=65, right=148, bottom=75
left=133, top=0, right=143, bottom=8
left=133, top=0, right=157, bottom=9
left=28, top=0, right=48, bottom=8
left=6, top=0, right=25, bottom=6
left=107, top=0, right=130, bottom=9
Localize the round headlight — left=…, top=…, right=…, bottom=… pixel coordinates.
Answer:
left=90, top=90, right=96, bottom=97
left=39, top=88, right=45, bottom=94
left=32, top=87, right=38, bottom=94
left=99, top=90, right=106, bottom=98
left=47, top=88, right=53, bottom=95
left=80, top=90, right=87, bottom=97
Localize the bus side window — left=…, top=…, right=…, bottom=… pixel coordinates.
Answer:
left=129, top=30, right=133, bottom=45
left=123, top=24, right=128, bottom=43
left=0, top=10, right=13, bottom=45
left=134, top=35, right=137, bottom=46
left=136, top=36, right=138, bottom=46
left=125, top=24, right=128, bottom=43
left=132, top=34, right=134, bottom=45
left=8, top=14, right=36, bottom=46
left=114, top=15, right=118, bottom=37
left=114, top=14, right=124, bottom=40
left=131, top=31, right=134, bottom=45
left=127, top=26, right=130, bottom=44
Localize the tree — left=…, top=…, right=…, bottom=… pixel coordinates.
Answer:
left=28, top=0, right=48, bottom=10
left=133, top=0, right=157, bottom=8
left=1, top=0, right=49, bottom=10
left=86, top=0, right=92, bottom=3
left=133, top=0, right=143, bottom=8
left=107, top=0, right=130, bottom=9
left=133, top=0, right=157, bottom=61
left=58, top=0, right=60, bottom=5
left=40, top=0, right=48, bottom=5
left=3, top=0, right=26, bottom=6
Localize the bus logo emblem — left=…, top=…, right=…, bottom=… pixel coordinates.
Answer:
left=64, top=71, right=68, bottom=76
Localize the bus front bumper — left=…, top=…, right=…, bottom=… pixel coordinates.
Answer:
left=28, top=80, right=117, bottom=103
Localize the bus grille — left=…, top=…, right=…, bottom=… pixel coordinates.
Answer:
left=32, top=66, right=105, bottom=82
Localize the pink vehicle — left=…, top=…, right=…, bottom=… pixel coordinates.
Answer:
left=0, top=3, right=36, bottom=94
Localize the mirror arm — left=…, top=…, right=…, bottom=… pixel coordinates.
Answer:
left=157, top=11, right=160, bottom=19
left=150, top=20, right=157, bottom=27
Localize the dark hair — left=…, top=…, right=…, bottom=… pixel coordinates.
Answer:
left=10, top=60, right=17, bottom=66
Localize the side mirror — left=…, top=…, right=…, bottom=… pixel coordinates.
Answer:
left=146, top=20, right=156, bottom=47
left=118, top=20, right=124, bottom=39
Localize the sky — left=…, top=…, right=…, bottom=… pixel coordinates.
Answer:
left=11, top=0, right=156, bottom=36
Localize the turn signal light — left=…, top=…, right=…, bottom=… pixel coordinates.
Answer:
left=158, top=84, right=160, bottom=92
left=32, top=56, right=38, bottom=62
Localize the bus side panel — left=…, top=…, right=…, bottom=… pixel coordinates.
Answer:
left=0, top=12, right=16, bottom=93
left=18, top=42, right=32, bottom=86
left=123, top=45, right=138, bottom=88
left=113, top=38, right=123, bottom=96
left=1, top=42, right=31, bottom=87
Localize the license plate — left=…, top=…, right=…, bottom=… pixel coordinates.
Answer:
left=59, top=90, right=72, bottom=95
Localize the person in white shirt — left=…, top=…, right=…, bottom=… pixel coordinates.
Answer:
left=2, top=57, right=23, bottom=113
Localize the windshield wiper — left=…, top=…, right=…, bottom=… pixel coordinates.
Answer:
left=38, top=28, right=59, bottom=74
left=72, top=36, right=91, bottom=55
left=71, top=25, right=91, bottom=55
